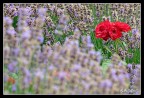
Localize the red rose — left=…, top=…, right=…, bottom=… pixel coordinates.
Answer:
left=95, top=20, right=111, bottom=41
left=95, top=20, right=131, bottom=41
left=113, top=21, right=131, bottom=32
left=109, top=23, right=122, bottom=40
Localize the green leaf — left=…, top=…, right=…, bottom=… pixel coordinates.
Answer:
left=104, top=46, right=112, bottom=53
left=102, top=59, right=112, bottom=76
left=10, top=73, right=19, bottom=79
left=122, top=41, right=127, bottom=47
left=12, top=16, right=18, bottom=28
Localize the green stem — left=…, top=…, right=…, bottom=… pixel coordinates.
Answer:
left=115, top=39, right=119, bottom=54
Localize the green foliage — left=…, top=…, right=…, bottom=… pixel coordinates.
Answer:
left=101, top=59, right=112, bottom=76
left=9, top=73, right=19, bottom=79
left=12, top=16, right=18, bottom=28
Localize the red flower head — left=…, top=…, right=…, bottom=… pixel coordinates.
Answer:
left=113, top=21, right=131, bottom=32
left=95, top=20, right=131, bottom=41
left=95, top=20, right=111, bottom=41
left=109, top=22, right=122, bottom=40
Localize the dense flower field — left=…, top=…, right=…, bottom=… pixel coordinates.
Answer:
left=3, top=3, right=141, bottom=95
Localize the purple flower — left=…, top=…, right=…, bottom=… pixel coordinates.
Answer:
left=53, top=85, right=59, bottom=91
left=120, top=8, right=124, bottom=13
left=25, top=7, right=33, bottom=16
left=81, top=72, right=89, bottom=77
left=50, top=6, right=55, bottom=12
left=58, top=71, right=66, bottom=80
left=118, top=61, right=123, bottom=66
left=48, top=65, right=55, bottom=71
left=54, top=29, right=59, bottom=34
left=131, top=68, right=138, bottom=75
left=112, top=74, right=118, bottom=81
left=135, top=91, right=140, bottom=95
left=35, top=69, right=44, bottom=80
left=4, top=4, right=9, bottom=7
left=87, top=43, right=94, bottom=48
left=95, top=51, right=102, bottom=63
left=81, top=80, right=86, bottom=85
left=84, top=83, right=90, bottom=90
left=63, top=25, right=69, bottom=32
left=12, top=48, right=20, bottom=56
left=118, top=74, right=124, bottom=83
left=38, top=8, right=47, bottom=16
left=37, top=36, right=44, bottom=43
left=73, top=64, right=81, bottom=71
left=68, top=8, right=73, bottom=13
left=136, top=35, right=140, bottom=41
left=83, top=17, right=88, bottom=22
left=132, top=29, right=138, bottom=35
left=10, top=4, right=14, bottom=6
left=24, top=69, right=31, bottom=77
left=4, top=17, right=13, bottom=25
left=23, top=76, right=31, bottom=88
left=86, top=36, right=91, bottom=43
left=105, top=79, right=112, bottom=88
left=19, top=8, right=30, bottom=16
left=6, top=29, right=16, bottom=35
left=89, top=17, right=94, bottom=23
left=89, top=50, right=96, bottom=55
left=74, top=12, right=79, bottom=17
left=136, top=64, right=140, bottom=69
left=57, top=8, right=64, bottom=16
left=12, top=84, right=17, bottom=92
left=89, top=60, right=95, bottom=66
left=59, top=14, right=68, bottom=25
left=74, top=27, right=80, bottom=32
left=47, top=50, right=53, bottom=57
left=96, top=11, right=100, bottom=17
left=111, top=69, right=116, bottom=75
left=125, top=73, right=130, bottom=79
left=4, top=76, right=8, bottom=82
left=8, top=61, right=17, bottom=72
left=83, top=58, right=89, bottom=64
left=100, top=80, right=106, bottom=88
left=96, top=51, right=101, bottom=56
left=128, top=37, right=133, bottom=42
left=13, top=12, right=18, bottom=17
left=27, top=17, right=35, bottom=26
left=127, top=64, right=132, bottom=69
left=21, top=30, right=31, bottom=39
left=130, top=77, right=135, bottom=83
